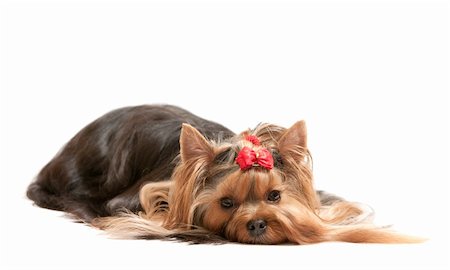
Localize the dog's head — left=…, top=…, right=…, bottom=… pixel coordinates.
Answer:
left=165, top=121, right=328, bottom=244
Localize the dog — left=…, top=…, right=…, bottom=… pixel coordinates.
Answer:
left=26, top=104, right=421, bottom=244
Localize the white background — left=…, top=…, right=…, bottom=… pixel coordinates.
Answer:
left=1, top=0, right=449, bottom=269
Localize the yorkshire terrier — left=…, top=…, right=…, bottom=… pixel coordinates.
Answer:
left=27, top=105, right=422, bottom=244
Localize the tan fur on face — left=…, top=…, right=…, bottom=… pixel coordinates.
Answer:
left=200, top=169, right=285, bottom=239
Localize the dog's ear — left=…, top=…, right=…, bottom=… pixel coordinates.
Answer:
left=180, top=123, right=214, bottom=163
left=166, top=124, right=214, bottom=229
left=278, top=121, right=318, bottom=210
left=278, top=120, right=307, bottom=160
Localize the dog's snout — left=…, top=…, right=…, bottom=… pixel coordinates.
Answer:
left=247, top=219, right=267, bottom=236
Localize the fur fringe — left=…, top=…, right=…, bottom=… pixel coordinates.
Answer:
left=92, top=211, right=226, bottom=244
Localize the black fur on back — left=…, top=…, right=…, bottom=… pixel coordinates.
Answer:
left=26, top=105, right=235, bottom=222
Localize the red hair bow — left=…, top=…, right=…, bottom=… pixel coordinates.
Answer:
left=236, top=146, right=274, bottom=170
left=245, top=135, right=261, bottom=146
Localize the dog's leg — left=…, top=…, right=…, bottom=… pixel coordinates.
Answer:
left=104, top=181, right=144, bottom=215
left=316, top=191, right=374, bottom=225
left=139, top=181, right=172, bottom=220
left=316, top=190, right=345, bottom=206
left=27, top=182, right=100, bottom=222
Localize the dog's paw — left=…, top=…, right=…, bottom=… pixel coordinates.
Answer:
left=341, top=202, right=375, bottom=225
left=318, top=201, right=375, bottom=225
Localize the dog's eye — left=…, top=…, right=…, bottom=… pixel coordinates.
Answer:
left=220, top=197, right=234, bottom=209
left=267, top=190, right=281, bottom=202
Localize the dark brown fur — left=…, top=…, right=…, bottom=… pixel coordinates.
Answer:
left=27, top=105, right=234, bottom=222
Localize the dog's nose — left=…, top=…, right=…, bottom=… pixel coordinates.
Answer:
left=247, top=219, right=267, bottom=236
